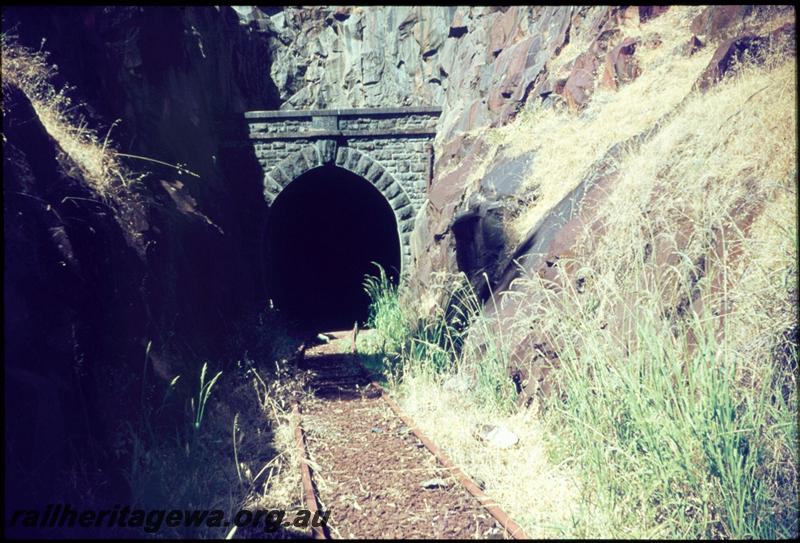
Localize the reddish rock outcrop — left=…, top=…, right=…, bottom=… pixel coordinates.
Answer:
left=561, top=51, right=601, bottom=110
left=683, top=35, right=705, bottom=56
left=691, top=5, right=754, bottom=42
left=695, top=22, right=796, bottom=91
left=600, top=37, right=640, bottom=90
left=487, top=6, right=525, bottom=60
left=638, top=6, right=669, bottom=23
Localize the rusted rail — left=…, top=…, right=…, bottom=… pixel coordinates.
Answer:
left=376, top=387, right=530, bottom=540
left=348, top=326, right=528, bottom=539
left=292, top=328, right=528, bottom=540
left=292, top=403, right=329, bottom=539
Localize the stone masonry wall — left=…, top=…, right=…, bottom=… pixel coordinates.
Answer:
left=243, top=107, right=440, bottom=267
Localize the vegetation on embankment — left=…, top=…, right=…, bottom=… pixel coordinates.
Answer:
left=361, top=31, right=798, bottom=539
left=2, top=34, right=141, bottom=210
left=114, top=310, right=309, bottom=539
left=3, top=34, right=307, bottom=537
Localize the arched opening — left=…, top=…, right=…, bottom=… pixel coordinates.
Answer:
left=265, top=164, right=401, bottom=331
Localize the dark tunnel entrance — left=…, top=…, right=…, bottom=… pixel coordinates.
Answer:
left=265, top=164, right=401, bottom=331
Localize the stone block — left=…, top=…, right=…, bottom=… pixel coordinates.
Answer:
left=302, top=145, right=321, bottom=169
left=345, top=149, right=361, bottom=173
left=263, top=185, right=280, bottom=204
left=335, top=147, right=350, bottom=168
left=372, top=171, right=393, bottom=191
left=263, top=174, right=283, bottom=194
left=365, top=160, right=383, bottom=182
left=399, top=217, right=415, bottom=234
left=271, top=165, right=291, bottom=188
left=317, top=139, right=337, bottom=164
left=384, top=183, right=403, bottom=200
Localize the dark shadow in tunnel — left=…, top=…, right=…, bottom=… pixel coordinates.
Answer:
left=265, top=164, right=401, bottom=331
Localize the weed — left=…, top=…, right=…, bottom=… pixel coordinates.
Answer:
left=115, top=306, right=307, bottom=537
left=191, top=362, right=223, bottom=432
left=363, top=262, right=411, bottom=354
left=363, top=267, right=517, bottom=412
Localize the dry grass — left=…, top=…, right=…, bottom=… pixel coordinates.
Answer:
left=728, top=188, right=797, bottom=363
left=574, top=52, right=796, bottom=322
left=489, top=6, right=714, bottom=246
left=368, top=7, right=797, bottom=538
left=399, top=377, right=579, bottom=537
left=108, top=308, right=310, bottom=538
left=501, top=38, right=797, bottom=538
left=114, top=359, right=298, bottom=538
left=363, top=268, right=579, bottom=537
left=242, top=371, right=304, bottom=515
left=545, top=15, right=597, bottom=80
left=1, top=33, right=140, bottom=202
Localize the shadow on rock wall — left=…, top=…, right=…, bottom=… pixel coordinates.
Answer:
left=3, top=5, right=280, bottom=511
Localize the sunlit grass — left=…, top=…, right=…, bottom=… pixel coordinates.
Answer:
left=1, top=33, right=142, bottom=202
left=366, top=11, right=797, bottom=538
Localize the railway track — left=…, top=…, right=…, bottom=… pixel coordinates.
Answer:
left=292, top=330, right=528, bottom=540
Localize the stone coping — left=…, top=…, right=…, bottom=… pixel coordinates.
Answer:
left=248, top=128, right=437, bottom=140
left=244, top=106, right=442, bottom=119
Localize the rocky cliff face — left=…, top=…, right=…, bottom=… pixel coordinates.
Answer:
left=236, top=5, right=792, bottom=302
left=5, top=6, right=287, bottom=345
left=250, top=7, right=600, bottom=139
left=3, top=84, right=145, bottom=505
left=3, top=5, right=281, bottom=506
left=432, top=5, right=793, bottom=301
left=235, top=5, right=618, bottom=295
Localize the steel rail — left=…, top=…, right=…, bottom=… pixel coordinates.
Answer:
left=376, top=387, right=530, bottom=540
left=292, top=328, right=529, bottom=540
left=348, top=326, right=529, bottom=540
left=292, top=402, right=329, bottom=540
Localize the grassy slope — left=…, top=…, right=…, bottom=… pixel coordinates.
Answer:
left=1, top=35, right=139, bottom=202
left=364, top=6, right=798, bottom=538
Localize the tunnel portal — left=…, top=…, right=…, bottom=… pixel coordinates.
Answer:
left=265, top=164, right=401, bottom=330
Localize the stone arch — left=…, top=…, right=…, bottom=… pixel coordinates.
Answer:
left=262, top=141, right=416, bottom=269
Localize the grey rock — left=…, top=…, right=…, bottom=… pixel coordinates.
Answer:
left=421, top=478, right=449, bottom=489
left=476, top=424, right=519, bottom=449
left=479, top=150, right=535, bottom=199
left=442, top=374, right=472, bottom=393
